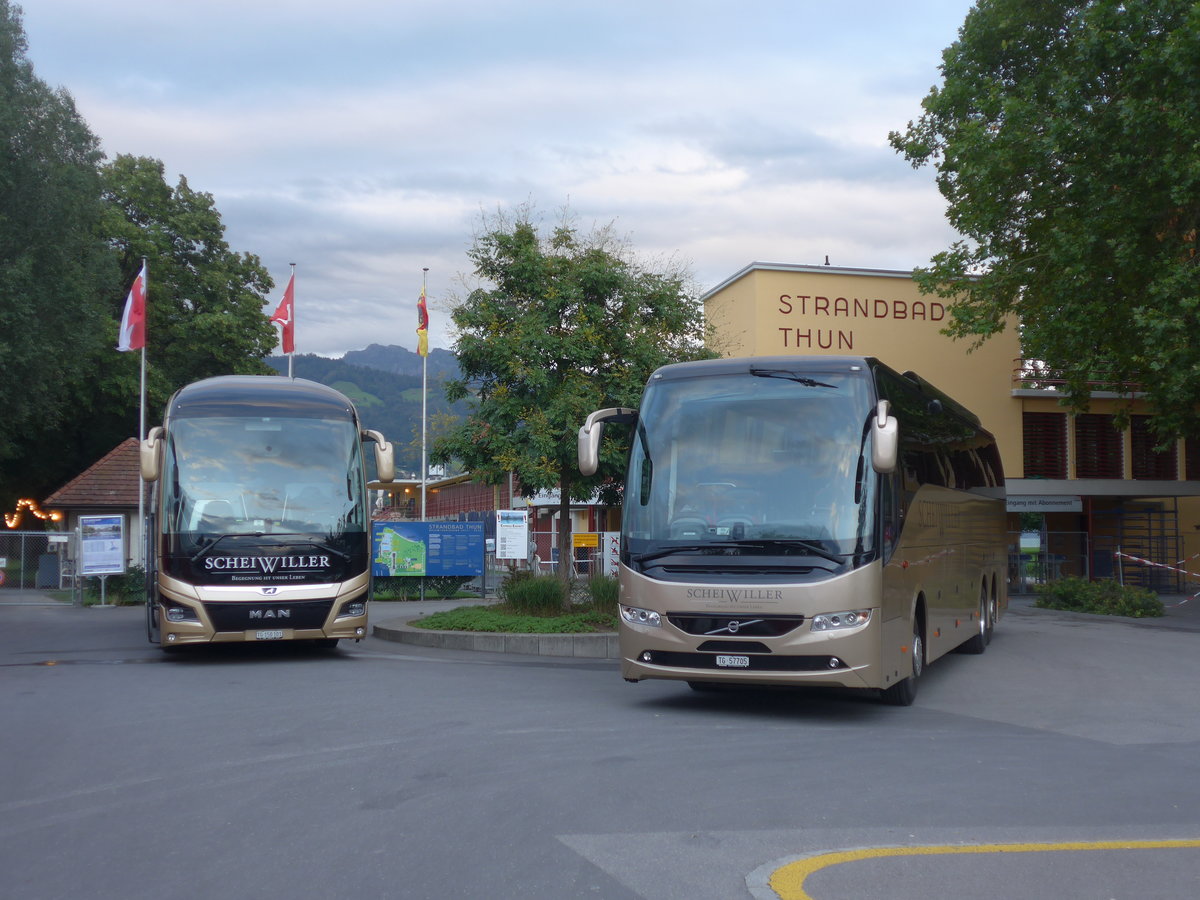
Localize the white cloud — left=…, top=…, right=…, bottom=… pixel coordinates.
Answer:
left=20, top=0, right=975, bottom=356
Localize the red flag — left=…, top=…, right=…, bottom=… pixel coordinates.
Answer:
left=116, top=262, right=147, bottom=352
left=416, top=287, right=429, bottom=357
left=270, top=272, right=295, bottom=354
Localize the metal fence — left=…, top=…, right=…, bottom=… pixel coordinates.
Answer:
left=529, top=530, right=618, bottom=579
left=1008, top=531, right=1094, bottom=595
left=0, top=530, right=75, bottom=591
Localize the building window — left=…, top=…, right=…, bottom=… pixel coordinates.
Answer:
left=1131, top=416, right=1177, bottom=480
left=1022, top=412, right=1068, bottom=479
left=1185, top=437, right=1200, bottom=481
left=1074, top=414, right=1123, bottom=479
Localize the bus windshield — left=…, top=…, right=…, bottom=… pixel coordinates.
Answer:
left=623, top=369, right=877, bottom=560
left=162, top=415, right=366, bottom=541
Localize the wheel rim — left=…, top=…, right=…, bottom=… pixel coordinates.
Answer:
left=912, top=632, right=923, bottom=678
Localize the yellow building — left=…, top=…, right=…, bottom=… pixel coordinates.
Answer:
left=703, top=262, right=1200, bottom=591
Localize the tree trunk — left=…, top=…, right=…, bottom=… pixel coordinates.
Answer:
left=556, top=474, right=573, bottom=600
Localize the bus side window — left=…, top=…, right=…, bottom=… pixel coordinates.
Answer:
left=880, top=473, right=901, bottom=561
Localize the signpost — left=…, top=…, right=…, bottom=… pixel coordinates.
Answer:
left=79, top=514, right=125, bottom=607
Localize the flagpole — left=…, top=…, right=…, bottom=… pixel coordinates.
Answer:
left=138, top=257, right=147, bottom=568
left=288, top=262, right=295, bottom=379
left=421, top=268, right=429, bottom=521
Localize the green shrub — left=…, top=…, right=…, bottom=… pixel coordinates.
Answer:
left=83, top=565, right=145, bottom=605
left=1035, top=577, right=1164, bottom=618
left=587, top=574, right=619, bottom=614
left=500, top=573, right=567, bottom=614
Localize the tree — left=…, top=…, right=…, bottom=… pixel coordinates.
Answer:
left=434, top=206, right=713, bottom=586
left=34, top=156, right=279, bottom=498
left=0, top=0, right=115, bottom=505
left=889, top=0, right=1200, bottom=439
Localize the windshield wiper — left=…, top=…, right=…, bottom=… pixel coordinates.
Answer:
left=633, top=542, right=744, bottom=564
left=189, top=532, right=241, bottom=563
left=740, top=539, right=848, bottom=565
left=749, top=367, right=838, bottom=389
left=190, top=532, right=350, bottom=564
left=634, top=539, right=847, bottom=566
left=295, top=537, right=351, bottom=562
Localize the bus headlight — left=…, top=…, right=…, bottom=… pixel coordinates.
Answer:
left=164, top=604, right=197, bottom=623
left=810, top=609, right=872, bottom=631
left=620, top=605, right=662, bottom=628
left=338, top=600, right=365, bottom=618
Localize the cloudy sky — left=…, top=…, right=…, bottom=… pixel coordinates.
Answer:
left=20, top=0, right=975, bottom=358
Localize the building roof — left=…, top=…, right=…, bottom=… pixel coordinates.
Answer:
left=44, top=438, right=147, bottom=509
left=701, top=261, right=917, bottom=299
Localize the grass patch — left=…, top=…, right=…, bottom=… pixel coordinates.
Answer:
left=410, top=602, right=618, bottom=634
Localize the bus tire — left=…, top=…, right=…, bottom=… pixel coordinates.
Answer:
left=959, top=584, right=993, bottom=655
left=881, top=619, right=923, bottom=706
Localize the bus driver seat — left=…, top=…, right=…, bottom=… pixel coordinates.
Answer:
left=197, top=499, right=236, bottom=532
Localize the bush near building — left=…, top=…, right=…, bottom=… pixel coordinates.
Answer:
left=1035, top=577, right=1164, bottom=618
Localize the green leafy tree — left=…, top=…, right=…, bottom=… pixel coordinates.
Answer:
left=890, top=0, right=1200, bottom=439
left=434, top=206, right=713, bottom=586
left=70, top=155, right=278, bottom=470
left=0, top=0, right=116, bottom=505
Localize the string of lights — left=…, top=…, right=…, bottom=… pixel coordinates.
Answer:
left=3, top=499, right=63, bottom=529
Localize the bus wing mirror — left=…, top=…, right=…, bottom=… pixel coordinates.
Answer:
left=140, top=426, right=164, bottom=482
left=578, top=407, right=637, bottom=476
left=362, top=430, right=395, bottom=483
left=872, top=400, right=898, bottom=474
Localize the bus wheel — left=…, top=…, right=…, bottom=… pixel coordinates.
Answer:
left=959, top=585, right=992, bottom=655
left=881, top=620, right=923, bottom=706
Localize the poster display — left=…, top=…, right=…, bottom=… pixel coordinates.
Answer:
left=79, top=515, right=125, bottom=576
left=495, top=510, right=529, bottom=560
left=372, top=521, right=484, bottom=577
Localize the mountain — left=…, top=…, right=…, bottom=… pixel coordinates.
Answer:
left=342, top=344, right=461, bottom=380
left=266, top=348, right=470, bottom=476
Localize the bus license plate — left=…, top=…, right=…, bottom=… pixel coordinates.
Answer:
left=716, top=654, right=750, bottom=668
left=254, top=630, right=285, bottom=641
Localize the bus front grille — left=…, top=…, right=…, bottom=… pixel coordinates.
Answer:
left=204, top=599, right=335, bottom=632
left=667, top=614, right=805, bottom=637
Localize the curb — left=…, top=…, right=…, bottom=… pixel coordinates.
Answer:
left=373, top=618, right=621, bottom=659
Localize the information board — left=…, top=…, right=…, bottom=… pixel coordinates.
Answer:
left=495, top=510, right=529, bottom=560
left=372, top=521, right=484, bottom=577
left=79, top=515, right=125, bottom=576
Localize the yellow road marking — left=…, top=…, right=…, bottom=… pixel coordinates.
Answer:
left=770, top=839, right=1200, bottom=899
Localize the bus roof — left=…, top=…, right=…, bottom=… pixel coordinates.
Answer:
left=166, top=375, right=358, bottom=421
left=647, top=356, right=986, bottom=429
left=648, top=356, right=881, bottom=381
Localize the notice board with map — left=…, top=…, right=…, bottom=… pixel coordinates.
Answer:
left=371, top=521, right=485, bottom=577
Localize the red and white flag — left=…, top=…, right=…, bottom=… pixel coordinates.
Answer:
left=116, top=262, right=147, bottom=352
left=270, top=272, right=295, bottom=354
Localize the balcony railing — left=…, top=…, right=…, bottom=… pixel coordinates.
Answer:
left=1011, top=359, right=1144, bottom=394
